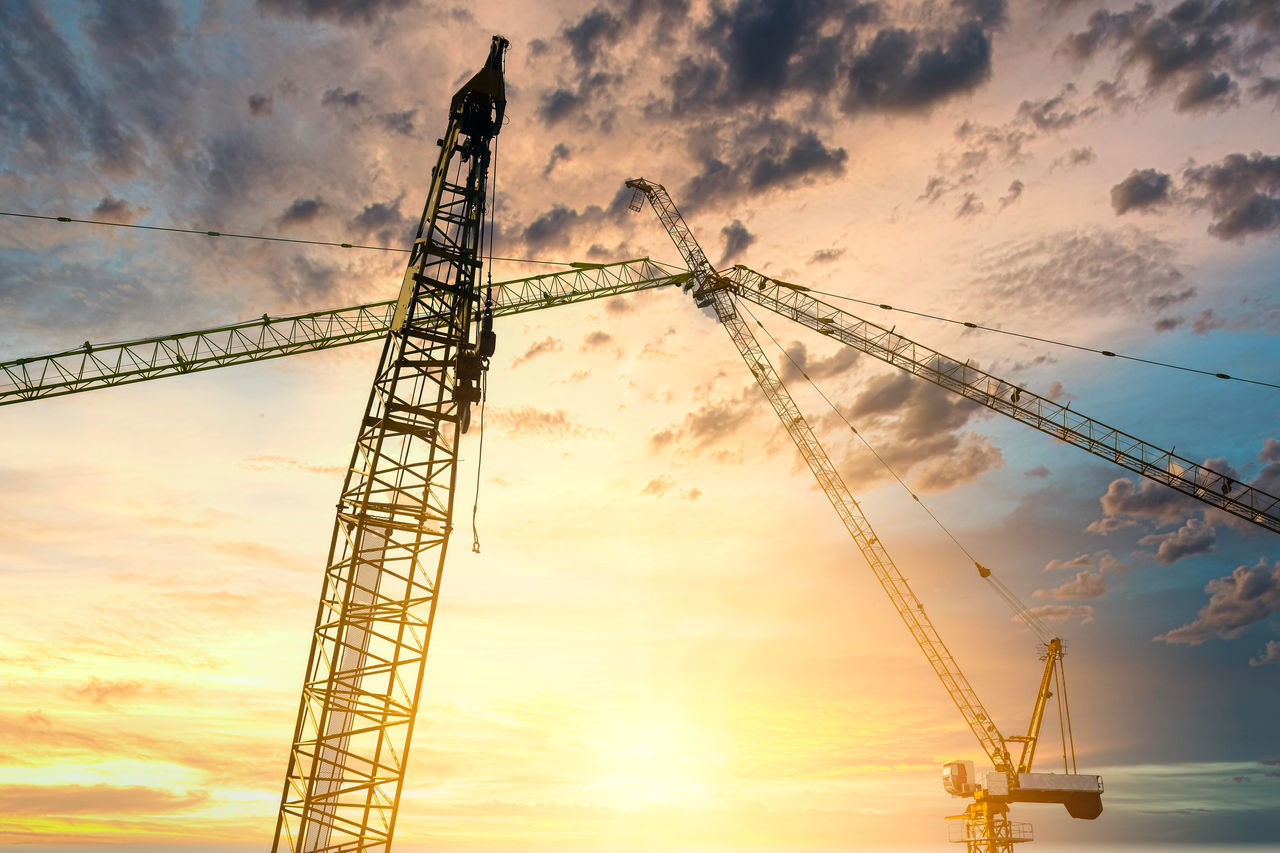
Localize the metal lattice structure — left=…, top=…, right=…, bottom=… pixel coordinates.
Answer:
left=0, top=258, right=680, bottom=407
left=726, top=268, right=1280, bottom=535
left=272, top=36, right=509, bottom=853
left=623, top=178, right=1108, bottom=850
left=625, top=179, right=1014, bottom=772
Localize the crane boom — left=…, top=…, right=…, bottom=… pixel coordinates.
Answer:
left=0, top=259, right=683, bottom=406
left=624, top=178, right=1013, bottom=771
left=272, top=36, right=508, bottom=853
left=724, top=267, right=1280, bottom=536
left=626, top=178, right=1106, bottom=851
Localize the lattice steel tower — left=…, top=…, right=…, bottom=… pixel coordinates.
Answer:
left=272, top=36, right=508, bottom=853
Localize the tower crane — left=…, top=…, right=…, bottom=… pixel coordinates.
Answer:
left=5, top=37, right=1280, bottom=853
left=271, top=36, right=509, bottom=853
left=624, top=177, right=1103, bottom=852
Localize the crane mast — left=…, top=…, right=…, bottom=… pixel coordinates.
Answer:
left=272, top=36, right=507, bottom=853
left=625, top=178, right=1101, bottom=852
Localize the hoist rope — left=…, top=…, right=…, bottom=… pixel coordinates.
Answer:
left=739, top=296, right=1056, bottom=645
left=472, top=132, right=500, bottom=555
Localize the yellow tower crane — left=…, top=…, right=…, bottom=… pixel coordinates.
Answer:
left=624, top=177, right=1102, bottom=853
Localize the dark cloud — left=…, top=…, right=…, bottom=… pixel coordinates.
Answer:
left=278, top=197, right=329, bottom=227
left=1025, top=465, right=1051, bottom=478
left=564, top=6, right=626, bottom=69
left=322, top=87, right=365, bottom=109
left=518, top=186, right=633, bottom=253
left=0, top=0, right=141, bottom=176
left=1192, top=308, right=1227, bottom=334
left=273, top=255, right=342, bottom=306
left=511, top=336, right=564, bottom=368
left=379, top=109, right=417, bottom=135
left=349, top=199, right=408, bottom=245
left=581, top=330, right=616, bottom=354
left=1035, top=569, right=1107, bottom=600
left=956, top=192, right=984, bottom=218
left=719, top=219, right=756, bottom=265
left=538, top=88, right=584, bottom=124
left=83, top=0, right=193, bottom=152
left=1154, top=315, right=1183, bottom=332
left=1138, top=517, right=1217, bottom=564
left=1017, top=84, right=1096, bottom=130
left=808, top=247, right=845, bottom=264
left=248, top=93, right=274, bottom=116
left=843, top=20, right=993, bottom=114
left=839, top=372, right=1003, bottom=493
left=257, top=0, right=412, bottom=25
left=956, top=0, right=1007, bottom=28
left=1119, top=151, right=1280, bottom=238
left=651, top=386, right=762, bottom=453
left=750, top=130, right=848, bottom=191
left=1155, top=557, right=1280, bottom=645
left=1248, top=438, right=1280, bottom=495
left=1111, top=168, right=1173, bottom=213
left=680, top=119, right=849, bottom=210
left=1251, top=640, right=1280, bottom=667
left=1088, top=476, right=1199, bottom=531
left=91, top=196, right=147, bottom=224
left=1176, top=70, right=1239, bottom=111
left=778, top=341, right=860, bottom=384
left=1062, top=0, right=1280, bottom=112
left=1063, top=146, right=1097, bottom=167
left=970, top=227, right=1195, bottom=326
left=997, top=179, right=1024, bottom=209
left=645, top=1, right=998, bottom=122
left=1183, top=151, right=1280, bottom=239
left=1252, top=76, right=1280, bottom=104
left=665, top=0, right=878, bottom=114
left=543, top=142, right=571, bottom=177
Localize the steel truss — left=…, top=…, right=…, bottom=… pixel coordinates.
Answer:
left=272, top=36, right=508, bottom=853
left=623, top=178, right=1013, bottom=770
left=724, top=266, right=1280, bottom=535
left=0, top=258, right=679, bottom=407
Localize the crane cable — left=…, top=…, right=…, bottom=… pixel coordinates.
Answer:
left=472, top=133, right=500, bottom=555
left=793, top=282, right=1278, bottom=391
left=0, top=209, right=577, bottom=267
left=738, top=296, right=1056, bottom=645
left=7, top=206, right=1272, bottom=389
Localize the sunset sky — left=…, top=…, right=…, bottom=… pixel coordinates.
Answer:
left=1, top=0, right=1279, bottom=850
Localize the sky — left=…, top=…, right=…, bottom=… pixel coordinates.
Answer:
left=1, top=0, right=1279, bottom=850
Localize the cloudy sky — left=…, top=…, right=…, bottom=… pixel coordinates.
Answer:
left=1, top=0, right=1279, bottom=849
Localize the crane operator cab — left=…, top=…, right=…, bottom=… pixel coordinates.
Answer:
left=943, top=760, right=977, bottom=797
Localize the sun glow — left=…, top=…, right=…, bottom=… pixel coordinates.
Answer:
left=584, top=711, right=725, bottom=810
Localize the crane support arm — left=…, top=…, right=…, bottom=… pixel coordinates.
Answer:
left=1007, top=638, right=1063, bottom=773
left=726, top=266, right=1280, bottom=536
left=624, top=177, right=1014, bottom=773
left=0, top=258, right=682, bottom=407
left=715, top=288, right=1013, bottom=771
